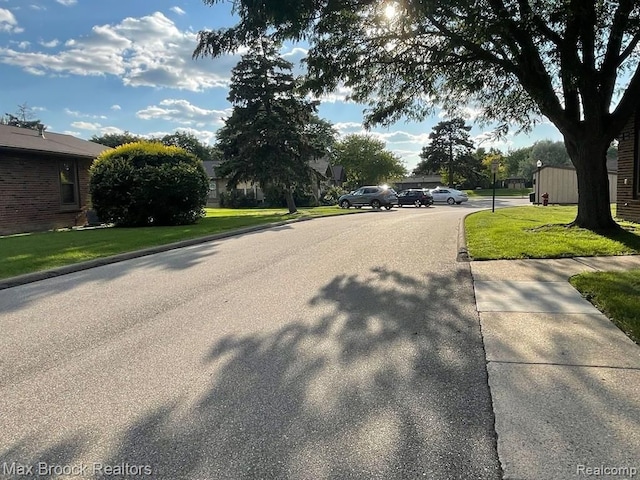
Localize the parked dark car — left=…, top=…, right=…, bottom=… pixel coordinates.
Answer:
left=338, top=185, right=398, bottom=209
left=397, top=188, right=434, bottom=207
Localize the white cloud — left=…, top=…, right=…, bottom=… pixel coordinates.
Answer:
left=99, top=126, right=126, bottom=135
left=315, top=85, right=353, bottom=103
left=0, top=8, right=23, bottom=33
left=136, top=99, right=230, bottom=126
left=145, top=126, right=218, bottom=145
left=0, top=11, right=239, bottom=90
left=70, top=121, right=102, bottom=130
left=333, top=122, right=362, bottom=133
left=437, top=106, right=483, bottom=122
left=29, top=4, right=46, bottom=11
left=170, top=6, right=186, bottom=15
left=39, top=39, right=59, bottom=48
left=333, top=123, right=430, bottom=146
left=11, top=40, right=30, bottom=49
left=110, top=104, right=121, bottom=111
left=55, top=0, right=77, bottom=6
left=64, top=108, right=107, bottom=119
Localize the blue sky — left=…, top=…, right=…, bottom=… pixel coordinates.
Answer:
left=0, top=0, right=563, bottom=171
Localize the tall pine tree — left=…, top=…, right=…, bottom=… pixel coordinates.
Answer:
left=216, top=38, right=325, bottom=213
left=414, top=119, right=475, bottom=187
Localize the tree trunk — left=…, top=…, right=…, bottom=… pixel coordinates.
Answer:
left=564, top=136, right=618, bottom=231
left=448, top=143, right=454, bottom=187
left=285, top=187, right=297, bottom=214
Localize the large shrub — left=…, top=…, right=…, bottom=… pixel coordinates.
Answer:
left=89, top=142, right=210, bottom=226
left=263, top=185, right=318, bottom=208
left=219, top=190, right=259, bottom=208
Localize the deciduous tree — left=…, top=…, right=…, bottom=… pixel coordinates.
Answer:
left=195, top=0, right=640, bottom=230
left=90, top=131, right=143, bottom=148
left=333, top=134, right=407, bottom=190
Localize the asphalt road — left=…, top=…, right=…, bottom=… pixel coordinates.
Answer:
left=0, top=198, right=527, bottom=479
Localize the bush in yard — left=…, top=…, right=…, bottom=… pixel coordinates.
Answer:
left=263, top=184, right=318, bottom=208
left=89, top=141, right=210, bottom=226
left=219, top=190, right=259, bottom=208
left=320, top=186, right=347, bottom=205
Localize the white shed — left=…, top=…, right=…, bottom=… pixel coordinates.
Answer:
left=533, top=165, right=617, bottom=205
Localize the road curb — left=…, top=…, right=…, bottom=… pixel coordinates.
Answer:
left=0, top=214, right=335, bottom=291
left=457, top=214, right=470, bottom=262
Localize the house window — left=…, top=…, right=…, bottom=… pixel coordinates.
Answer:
left=59, top=160, right=79, bottom=207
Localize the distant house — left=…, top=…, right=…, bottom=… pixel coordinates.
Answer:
left=392, top=175, right=442, bottom=191
left=308, top=157, right=346, bottom=195
left=0, top=124, right=111, bottom=235
left=616, top=112, right=640, bottom=223
left=503, top=177, right=527, bottom=189
left=203, top=157, right=345, bottom=207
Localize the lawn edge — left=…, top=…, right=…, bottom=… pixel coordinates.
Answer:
left=0, top=212, right=358, bottom=290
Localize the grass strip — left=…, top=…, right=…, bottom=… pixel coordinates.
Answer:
left=464, top=188, right=532, bottom=197
left=0, top=207, right=358, bottom=279
left=570, top=270, right=640, bottom=344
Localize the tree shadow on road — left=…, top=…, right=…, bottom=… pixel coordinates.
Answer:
left=96, top=267, right=501, bottom=479
left=2, top=267, right=502, bottom=479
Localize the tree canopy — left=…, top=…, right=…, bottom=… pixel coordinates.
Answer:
left=195, top=0, right=640, bottom=230
left=90, top=131, right=144, bottom=149
left=90, top=131, right=220, bottom=164
left=333, top=134, right=407, bottom=189
left=159, top=131, right=221, bottom=163
left=2, top=103, right=44, bottom=131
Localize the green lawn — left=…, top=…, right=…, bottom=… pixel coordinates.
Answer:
left=465, top=205, right=640, bottom=260
left=465, top=204, right=640, bottom=344
left=0, top=206, right=358, bottom=279
left=570, top=270, right=640, bottom=344
left=464, top=188, right=532, bottom=197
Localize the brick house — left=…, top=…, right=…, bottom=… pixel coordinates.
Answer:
left=0, top=124, right=111, bottom=235
left=616, top=112, right=640, bottom=223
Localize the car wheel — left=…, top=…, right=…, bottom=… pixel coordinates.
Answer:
left=447, top=197, right=455, bottom=205
left=340, top=200, right=351, bottom=209
left=414, top=200, right=421, bottom=207
left=371, top=199, right=381, bottom=209
left=398, top=203, right=403, bottom=208
left=384, top=205, right=392, bottom=210
left=456, top=201, right=462, bottom=205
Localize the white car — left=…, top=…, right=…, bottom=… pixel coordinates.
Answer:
left=429, top=187, right=468, bottom=205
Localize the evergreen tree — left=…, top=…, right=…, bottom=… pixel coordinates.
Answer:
left=215, top=38, right=327, bottom=213
left=414, top=119, right=476, bottom=187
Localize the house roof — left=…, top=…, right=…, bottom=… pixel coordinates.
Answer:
left=0, top=124, right=110, bottom=159
left=202, top=159, right=222, bottom=178
left=309, top=157, right=330, bottom=177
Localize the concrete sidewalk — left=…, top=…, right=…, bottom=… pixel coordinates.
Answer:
left=471, top=257, right=640, bottom=480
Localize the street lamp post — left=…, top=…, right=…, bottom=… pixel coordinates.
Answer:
left=536, top=160, right=543, bottom=205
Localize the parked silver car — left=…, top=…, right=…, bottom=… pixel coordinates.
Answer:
left=429, top=187, right=469, bottom=205
left=338, top=186, right=398, bottom=210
